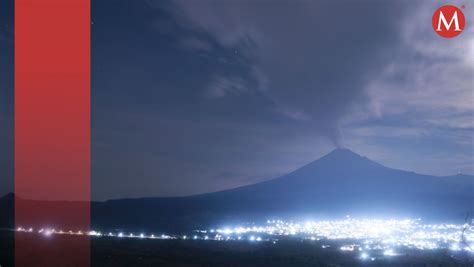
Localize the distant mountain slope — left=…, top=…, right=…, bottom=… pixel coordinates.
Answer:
left=211, top=148, right=472, bottom=200
left=91, top=149, right=473, bottom=230
left=1, top=149, right=473, bottom=231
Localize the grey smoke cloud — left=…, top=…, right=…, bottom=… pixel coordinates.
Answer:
left=147, top=0, right=408, bottom=146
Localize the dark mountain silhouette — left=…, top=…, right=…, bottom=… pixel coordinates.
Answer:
left=1, top=149, right=472, bottom=231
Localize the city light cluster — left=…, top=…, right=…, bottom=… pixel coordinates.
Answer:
left=16, top=227, right=177, bottom=240
left=208, top=218, right=474, bottom=254
left=15, top=217, right=474, bottom=261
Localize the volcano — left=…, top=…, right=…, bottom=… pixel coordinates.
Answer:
left=1, top=149, right=472, bottom=231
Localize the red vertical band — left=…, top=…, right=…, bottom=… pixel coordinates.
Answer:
left=15, top=0, right=90, bottom=266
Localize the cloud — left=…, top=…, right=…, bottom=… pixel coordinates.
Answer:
left=348, top=126, right=427, bottom=139
left=278, top=108, right=312, bottom=122
left=206, top=76, right=248, bottom=98
left=361, top=1, right=473, bottom=146
left=147, top=0, right=407, bottom=145
left=179, top=37, right=213, bottom=51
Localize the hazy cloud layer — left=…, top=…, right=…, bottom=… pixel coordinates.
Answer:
left=148, top=0, right=408, bottom=146
left=344, top=0, right=473, bottom=175
left=2, top=0, right=470, bottom=199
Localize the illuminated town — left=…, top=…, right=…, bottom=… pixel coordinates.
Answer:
left=16, top=217, right=474, bottom=261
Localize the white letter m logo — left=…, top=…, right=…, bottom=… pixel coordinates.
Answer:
left=436, top=11, right=461, bottom=31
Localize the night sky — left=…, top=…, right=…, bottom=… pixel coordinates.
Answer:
left=1, top=0, right=473, bottom=200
